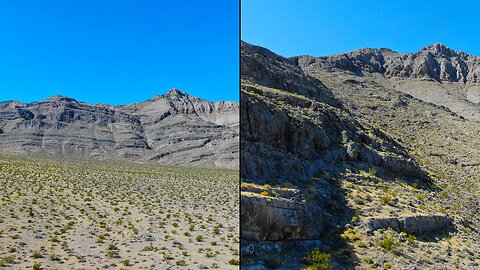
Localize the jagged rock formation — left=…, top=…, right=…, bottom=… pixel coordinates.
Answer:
left=0, top=89, right=239, bottom=168
left=295, top=43, right=480, bottom=121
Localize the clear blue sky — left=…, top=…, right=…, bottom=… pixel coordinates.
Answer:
left=242, top=0, right=480, bottom=57
left=0, top=0, right=239, bottom=104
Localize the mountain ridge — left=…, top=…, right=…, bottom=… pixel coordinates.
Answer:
left=0, top=88, right=239, bottom=168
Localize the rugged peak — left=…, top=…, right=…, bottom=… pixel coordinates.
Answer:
left=420, top=43, right=458, bottom=57
left=163, top=88, right=189, bottom=99
left=0, top=100, right=24, bottom=109
left=297, top=43, right=480, bottom=84
left=43, top=94, right=78, bottom=103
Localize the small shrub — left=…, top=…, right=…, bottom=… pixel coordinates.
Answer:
left=228, top=258, right=240, bottom=266
left=31, top=251, right=43, bottom=259
left=407, top=234, right=417, bottom=245
left=305, top=248, right=331, bottom=270
left=380, top=195, right=393, bottom=205
left=340, top=228, right=361, bottom=242
left=106, top=251, right=120, bottom=258
left=176, top=260, right=187, bottom=266
left=363, top=256, right=373, bottom=265
left=378, top=233, right=397, bottom=251
left=108, top=243, right=118, bottom=250
left=2, top=256, right=15, bottom=264
left=32, top=262, right=42, bottom=270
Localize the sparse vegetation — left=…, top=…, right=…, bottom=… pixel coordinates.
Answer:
left=0, top=154, right=239, bottom=269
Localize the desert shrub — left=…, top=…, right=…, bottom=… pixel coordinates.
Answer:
left=32, top=262, right=42, bottom=270
left=2, top=256, right=15, bottom=264
left=363, top=256, right=373, bottom=265
left=378, top=231, right=398, bottom=251
left=176, top=260, right=187, bottom=266
left=108, top=243, right=118, bottom=250
left=340, top=228, right=362, bottom=242
left=407, top=234, right=417, bottom=245
left=228, top=258, right=240, bottom=266
left=305, top=248, right=331, bottom=270
left=380, top=195, right=393, bottom=205
left=31, top=251, right=43, bottom=259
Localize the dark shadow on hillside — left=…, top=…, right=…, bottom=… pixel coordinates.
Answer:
left=240, top=167, right=361, bottom=269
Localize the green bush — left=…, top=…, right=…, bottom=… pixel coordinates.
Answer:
left=380, top=195, right=393, bottom=205
left=31, top=251, right=43, bottom=259
left=176, top=260, right=187, bottom=266
left=2, top=256, right=15, bottom=264
left=378, top=233, right=397, bottom=251
left=407, top=234, right=417, bottom=245
left=305, top=248, right=331, bottom=270
left=32, top=262, right=42, bottom=270
left=363, top=256, right=373, bottom=265
left=228, top=258, right=240, bottom=266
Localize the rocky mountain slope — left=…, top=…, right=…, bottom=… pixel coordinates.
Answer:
left=295, top=43, right=480, bottom=122
left=241, top=41, right=480, bottom=269
left=0, top=89, right=238, bottom=168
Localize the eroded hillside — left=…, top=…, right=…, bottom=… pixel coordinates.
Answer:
left=0, top=89, right=239, bottom=168
left=241, top=41, right=480, bottom=269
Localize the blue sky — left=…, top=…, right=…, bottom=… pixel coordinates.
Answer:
left=0, top=0, right=239, bottom=104
left=242, top=0, right=480, bottom=57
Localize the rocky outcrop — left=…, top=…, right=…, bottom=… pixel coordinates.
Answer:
left=295, top=43, right=479, bottom=84
left=241, top=192, right=324, bottom=241
left=365, top=215, right=454, bottom=235
left=0, top=89, right=239, bottom=168
left=296, top=43, right=480, bottom=122
left=241, top=41, right=424, bottom=183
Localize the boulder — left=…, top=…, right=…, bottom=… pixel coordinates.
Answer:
left=365, top=215, right=454, bottom=235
